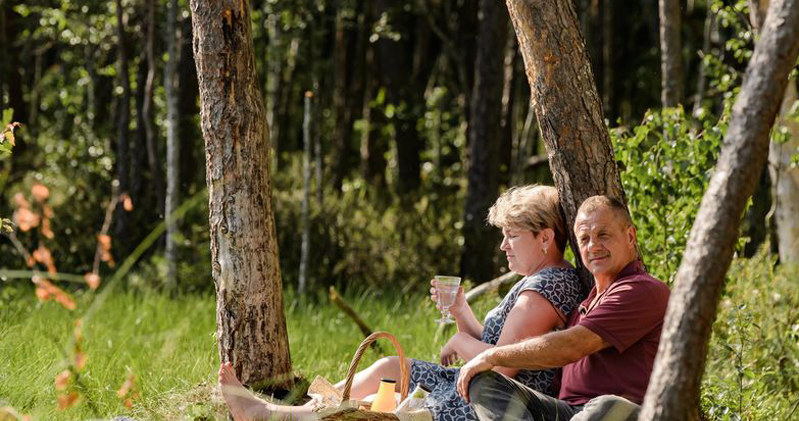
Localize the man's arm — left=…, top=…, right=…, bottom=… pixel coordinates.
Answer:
left=456, top=325, right=611, bottom=401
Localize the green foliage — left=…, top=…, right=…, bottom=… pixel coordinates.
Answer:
left=701, top=253, right=799, bottom=420
left=613, top=106, right=725, bottom=283
left=272, top=154, right=465, bottom=295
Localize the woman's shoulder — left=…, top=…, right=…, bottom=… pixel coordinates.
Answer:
left=525, top=266, right=580, bottom=284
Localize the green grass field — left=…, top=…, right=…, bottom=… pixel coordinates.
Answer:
left=1, top=255, right=796, bottom=420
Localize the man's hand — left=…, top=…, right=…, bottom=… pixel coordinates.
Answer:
left=456, top=349, right=495, bottom=402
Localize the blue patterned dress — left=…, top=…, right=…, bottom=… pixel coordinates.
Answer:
left=408, top=267, right=583, bottom=421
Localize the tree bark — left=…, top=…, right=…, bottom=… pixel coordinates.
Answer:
left=331, top=6, right=353, bottom=192
left=461, top=0, right=509, bottom=283
left=299, top=92, right=312, bottom=294
left=505, top=0, right=628, bottom=291
left=164, top=0, right=181, bottom=288
left=640, top=0, right=799, bottom=419
left=752, top=0, right=799, bottom=264
left=114, top=0, right=132, bottom=251
left=190, top=0, right=293, bottom=391
left=659, top=0, right=683, bottom=107
left=769, top=78, right=799, bottom=263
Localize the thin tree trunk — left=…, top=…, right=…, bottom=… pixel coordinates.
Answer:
left=190, top=0, right=293, bottom=392
left=299, top=92, right=312, bottom=295
left=462, top=0, right=509, bottom=283
left=331, top=6, right=353, bottom=191
left=691, top=10, right=714, bottom=115
left=659, top=0, right=683, bottom=107
left=114, top=0, right=132, bottom=250
left=769, top=77, right=799, bottom=263
left=0, top=1, right=5, bottom=115
left=601, top=0, right=613, bottom=117
left=498, top=27, right=518, bottom=188
left=359, top=4, right=386, bottom=189
left=640, top=0, right=799, bottom=418
left=132, top=54, right=147, bottom=203
left=143, top=0, right=165, bottom=220
left=505, top=0, right=629, bottom=291
left=178, top=15, right=202, bottom=191
left=165, top=0, right=181, bottom=288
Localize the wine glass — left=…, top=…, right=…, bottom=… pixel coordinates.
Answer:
left=434, top=275, right=461, bottom=324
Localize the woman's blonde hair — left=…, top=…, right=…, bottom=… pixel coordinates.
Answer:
left=487, top=185, right=567, bottom=252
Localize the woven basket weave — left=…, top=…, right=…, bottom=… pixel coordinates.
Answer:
left=319, top=331, right=410, bottom=421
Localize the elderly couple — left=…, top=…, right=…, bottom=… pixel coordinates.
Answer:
left=218, top=185, right=670, bottom=421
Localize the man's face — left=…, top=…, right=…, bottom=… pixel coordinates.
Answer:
left=574, top=206, right=637, bottom=283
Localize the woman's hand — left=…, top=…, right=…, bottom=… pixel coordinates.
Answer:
left=430, top=279, right=467, bottom=317
left=439, top=334, right=462, bottom=366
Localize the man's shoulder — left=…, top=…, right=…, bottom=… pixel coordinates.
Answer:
left=611, top=271, right=670, bottom=298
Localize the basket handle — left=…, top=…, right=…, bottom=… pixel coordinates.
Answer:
left=340, top=331, right=409, bottom=403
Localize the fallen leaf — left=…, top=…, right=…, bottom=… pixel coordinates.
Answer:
left=74, top=351, right=86, bottom=371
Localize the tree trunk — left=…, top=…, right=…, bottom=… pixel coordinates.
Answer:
left=498, top=28, right=518, bottom=188
left=143, top=0, right=165, bottom=220
left=639, top=0, right=799, bottom=419
left=659, top=0, right=683, bottom=107
left=133, top=54, right=147, bottom=204
left=164, top=0, right=181, bottom=289
left=190, top=0, right=293, bottom=392
left=114, top=0, right=131, bottom=251
left=359, top=4, right=386, bottom=189
left=752, top=0, right=799, bottom=264
left=770, top=78, right=799, bottom=263
left=461, top=0, right=509, bottom=283
left=179, top=15, right=203, bottom=192
left=505, top=0, right=628, bottom=291
left=299, top=92, right=312, bottom=294
left=331, top=6, right=353, bottom=192
left=0, top=2, right=5, bottom=115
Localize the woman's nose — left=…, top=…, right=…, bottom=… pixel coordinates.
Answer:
left=500, top=237, right=510, bottom=251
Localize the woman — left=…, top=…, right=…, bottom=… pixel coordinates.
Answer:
left=219, top=185, right=584, bottom=421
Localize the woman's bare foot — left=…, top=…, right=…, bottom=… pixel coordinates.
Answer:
left=218, top=362, right=271, bottom=420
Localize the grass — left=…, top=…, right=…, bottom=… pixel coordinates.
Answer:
left=1, top=254, right=796, bottom=420
left=0, top=282, right=497, bottom=420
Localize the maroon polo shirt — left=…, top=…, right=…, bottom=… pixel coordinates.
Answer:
left=558, top=260, right=670, bottom=405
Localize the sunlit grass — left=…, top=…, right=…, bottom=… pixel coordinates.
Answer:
left=0, top=284, right=497, bottom=420
left=2, top=255, right=796, bottom=420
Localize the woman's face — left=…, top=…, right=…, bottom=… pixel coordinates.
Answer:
left=500, top=227, right=544, bottom=276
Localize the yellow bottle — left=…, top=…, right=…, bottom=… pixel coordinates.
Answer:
left=371, top=378, right=397, bottom=412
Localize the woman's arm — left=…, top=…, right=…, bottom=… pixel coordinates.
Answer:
left=443, top=290, right=564, bottom=378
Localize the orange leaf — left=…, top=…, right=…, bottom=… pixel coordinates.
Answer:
left=12, top=192, right=29, bottom=208
left=35, top=286, right=50, bottom=301
left=117, top=373, right=136, bottom=398
left=74, top=351, right=86, bottom=371
left=32, top=245, right=57, bottom=274
left=55, top=370, right=71, bottom=391
left=34, top=278, right=75, bottom=311
left=31, top=183, right=50, bottom=202
left=84, top=272, right=101, bottom=290
left=13, top=207, right=40, bottom=232
left=120, top=193, right=134, bottom=211
left=56, top=391, right=80, bottom=410
left=74, top=319, right=84, bottom=343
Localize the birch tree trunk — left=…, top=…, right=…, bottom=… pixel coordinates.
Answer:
left=299, top=92, right=312, bottom=295
left=164, top=0, right=180, bottom=288
left=659, top=0, right=683, bottom=107
left=190, top=0, right=293, bottom=391
left=504, top=0, right=628, bottom=290
left=770, top=79, right=799, bottom=263
left=640, top=0, right=799, bottom=418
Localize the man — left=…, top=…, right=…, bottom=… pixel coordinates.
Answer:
left=456, top=196, right=670, bottom=420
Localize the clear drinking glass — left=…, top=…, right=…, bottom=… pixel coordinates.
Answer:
left=434, top=275, right=461, bottom=324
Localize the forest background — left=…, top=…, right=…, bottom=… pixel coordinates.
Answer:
left=0, top=0, right=797, bottom=420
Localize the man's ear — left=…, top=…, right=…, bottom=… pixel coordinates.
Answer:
left=626, top=225, right=637, bottom=249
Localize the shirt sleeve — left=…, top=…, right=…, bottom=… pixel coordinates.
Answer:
left=518, top=269, right=584, bottom=318
left=578, top=280, right=668, bottom=353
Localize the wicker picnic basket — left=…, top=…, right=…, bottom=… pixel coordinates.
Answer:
left=319, top=331, right=410, bottom=421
